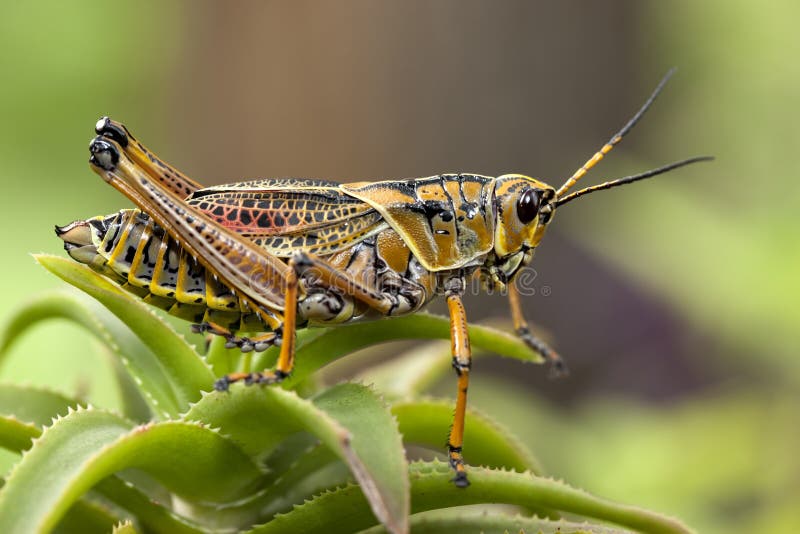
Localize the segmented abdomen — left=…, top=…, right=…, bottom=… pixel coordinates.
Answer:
left=94, top=209, right=267, bottom=330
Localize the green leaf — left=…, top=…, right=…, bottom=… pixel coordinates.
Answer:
left=204, top=334, right=240, bottom=377
left=0, top=416, right=40, bottom=452
left=313, top=383, right=409, bottom=534
left=0, top=407, right=165, bottom=533
left=184, top=383, right=409, bottom=534
left=34, top=254, right=215, bottom=406
left=55, top=496, right=120, bottom=534
left=0, top=383, right=76, bottom=427
left=0, top=407, right=263, bottom=533
left=259, top=443, right=345, bottom=517
left=359, top=508, right=633, bottom=534
left=183, top=385, right=345, bottom=458
left=99, top=343, right=153, bottom=423
left=0, top=384, right=74, bottom=453
left=354, top=341, right=455, bottom=400
left=94, top=476, right=205, bottom=534
left=252, top=313, right=543, bottom=388
left=248, top=461, right=692, bottom=534
left=391, top=398, right=542, bottom=474
left=112, top=520, right=140, bottom=534
left=0, top=288, right=182, bottom=418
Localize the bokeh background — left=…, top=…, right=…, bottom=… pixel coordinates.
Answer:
left=1, top=1, right=797, bottom=532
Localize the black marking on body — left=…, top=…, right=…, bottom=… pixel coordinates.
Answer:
left=124, top=246, right=137, bottom=264
left=103, top=214, right=124, bottom=253
left=456, top=176, right=480, bottom=220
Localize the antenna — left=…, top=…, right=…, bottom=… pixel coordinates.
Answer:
left=555, top=156, right=714, bottom=207
left=556, top=68, right=676, bottom=197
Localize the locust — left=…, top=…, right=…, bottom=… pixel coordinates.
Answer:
left=57, top=69, right=710, bottom=487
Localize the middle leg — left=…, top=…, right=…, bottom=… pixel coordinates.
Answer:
left=508, top=282, right=568, bottom=377
left=444, top=277, right=472, bottom=488
left=214, top=251, right=400, bottom=390
left=214, top=260, right=300, bottom=390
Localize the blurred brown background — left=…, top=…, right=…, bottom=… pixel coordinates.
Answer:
left=1, top=1, right=797, bottom=532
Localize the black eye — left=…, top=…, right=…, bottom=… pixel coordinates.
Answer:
left=516, top=189, right=540, bottom=224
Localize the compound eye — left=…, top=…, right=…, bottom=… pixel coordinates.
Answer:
left=516, top=188, right=540, bottom=224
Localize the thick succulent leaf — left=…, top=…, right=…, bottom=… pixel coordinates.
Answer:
left=184, top=385, right=349, bottom=458
left=0, top=407, right=263, bottom=533
left=0, top=415, right=40, bottom=452
left=112, top=520, right=140, bottom=534
left=0, top=384, right=60, bottom=455
left=94, top=477, right=205, bottom=534
left=212, top=436, right=351, bottom=522
left=0, top=288, right=182, bottom=418
left=259, top=443, right=345, bottom=517
left=100, top=343, right=153, bottom=422
left=312, top=384, right=409, bottom=534
left=204, top=335, right=240, bottom=377
left=0, top=409, right=156, bottom=534
left=34, top=254, right=215, bottom=406
left=404, top=462, right=690, bottom=534
left=248, top=461, right=692, bottom=534
left=391, top=398, right=542, bottom=474
left=260, top=433, right=328, bottom=485
left=54, top=496, right=120, bottom=534
left=184, top=383, right=409, bottom=534
left=0, top=416, right=190, bottom=534
left=252, top=313, right=543, bottom=388
left=358, top=508, right=633, bottom=534
left=0, top=383, right=76, bottom=427
left=354, top=341, right=455, bottom=400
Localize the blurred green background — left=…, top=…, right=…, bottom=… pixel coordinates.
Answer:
left=1, top=1, right=797, bottom=532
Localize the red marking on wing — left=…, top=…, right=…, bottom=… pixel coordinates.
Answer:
left=187, top=191, right=372, bottom=236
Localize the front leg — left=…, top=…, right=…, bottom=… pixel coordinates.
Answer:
left=508, top=282, right=568, bottom=378
left=444, top=277, right=472, bottom=488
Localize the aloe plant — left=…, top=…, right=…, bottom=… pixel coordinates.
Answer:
left=0, top=255, right=693, bottom=534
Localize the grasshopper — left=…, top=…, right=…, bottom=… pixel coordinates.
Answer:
left=57, top=69, right=710, bottom=487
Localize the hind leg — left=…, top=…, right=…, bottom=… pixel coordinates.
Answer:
left=94, top=117, right=203, bottom=198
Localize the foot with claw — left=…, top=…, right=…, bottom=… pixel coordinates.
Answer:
left=213, top=370, right=289, bottom=392
left=192, top=322, right=276, bottom=353
left=547, top=355, right=569, bottom=379
left=447, top=444, right=470, bottom=488
left=514, top=325, right=569, bottom=379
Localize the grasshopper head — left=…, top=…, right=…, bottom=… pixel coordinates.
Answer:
left=492, top=174, right=557, bottom=259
